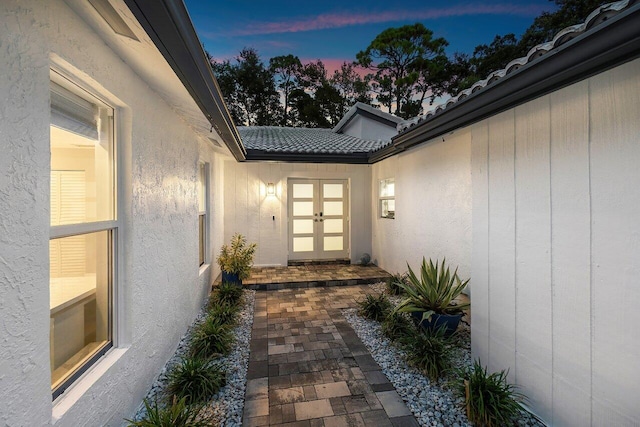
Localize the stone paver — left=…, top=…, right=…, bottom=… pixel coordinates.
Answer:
left=242, top=285, right=418, bottom=426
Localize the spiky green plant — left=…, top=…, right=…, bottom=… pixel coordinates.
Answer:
left=357, top=293, right=392, bottom=321
left=166, top=357, right=226, bottom=405
left=395, top=258, right=470, bottom=323
left=457, top=360, right=525, bottom=427
left=207, top=302, right=238, bottom=325
left=211, top=281, right=244, bottom=307
left=386, top=273, right=407, bottom=295
left=400, top=327, right=451, bottom=381
left=125, top=397, right=210, bottom=427
left=190, top=317, right=233, bottom=358
left=381, top=311, right=414, bottom=342
left=216, top=233, right=257, bottom=280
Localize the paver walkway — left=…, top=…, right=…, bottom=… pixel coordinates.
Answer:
left=243, top=286, right=419, bottom=427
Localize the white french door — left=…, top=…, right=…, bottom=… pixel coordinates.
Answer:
left=288, top=179, right=349, bottom=260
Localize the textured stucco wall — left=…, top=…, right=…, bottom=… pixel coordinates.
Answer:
left=371, top=130, right=472, bottom=281
left=470, top=58, right=640, bottom=425
left=0, top=1, right=223, bottom=425
left=223, top=161, right=372, bottom=265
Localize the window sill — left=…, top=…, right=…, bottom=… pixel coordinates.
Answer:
left=52, top=347, right=128, bottom=424
left=199, top=263, right=210, bottom=277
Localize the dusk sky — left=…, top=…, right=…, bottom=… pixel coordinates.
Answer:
left=184, top=0, right=557, bottom=74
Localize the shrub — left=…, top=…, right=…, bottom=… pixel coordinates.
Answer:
left=125, top=397, right=210, bottom=427
left=357, top=293, right=392, bottom=321
left=190, top=317, right=233, bottom=358
left=166, top=357, right=226, bottom=405
left=211, top=281, right=243, bottom=307
left=216, top=233, right=257, bottom=280
left=381, top=311, right=414, bottom=342
left=457, top=360, right=524, bottom=427
left=386, top=273, right=407, bottom=296
left=208, top=302, right=238, bottom=325
left=400, top=327, right=450, bottom=382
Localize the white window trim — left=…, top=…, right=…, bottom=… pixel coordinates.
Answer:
left=198, top=161, right=210, bottom=270
left=379, top=178, right=395, bottom=219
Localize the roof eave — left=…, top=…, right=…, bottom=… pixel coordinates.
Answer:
left=245, top=150, right=370, bottom=164
left=383, top=3, right=640, bottom=161
left=123, top=0, right=246, bottom=161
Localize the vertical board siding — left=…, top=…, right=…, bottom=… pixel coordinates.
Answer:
left=470, top=122, right=490, bottom=363
left=487, top=111, right=517, bottom=378
left=589, top=60, right=640, bottom=425
left=471, top=58, right=640, bottom=425
left=514, top=97, right=553, bottom=421
left=549, top=81, right=592, bottom=427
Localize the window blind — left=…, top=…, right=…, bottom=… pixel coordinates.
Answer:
left=50, top=82, right=99, bottom=140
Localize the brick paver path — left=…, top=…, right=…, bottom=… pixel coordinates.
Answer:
left=243, top=286, right=419, bottom=427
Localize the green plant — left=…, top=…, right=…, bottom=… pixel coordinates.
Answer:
left=207, top=302, right=238, bottom=325
left=400, top=327, right=451, bottom=381
left=381, top=311, right=414, bottom=342
left=190, top=317, right=233, bottom=358
left=125, top=397, right=210, bottom=427
left=386, top=272, right=407, bottom=295
left=457, top=360, right=525, bottom=427
left=211, top=281, right=244, bottom=307
left=216, top=233, right=257, bottom=280
left=166, top=357, right=226, bottom=405
left=357, top=293, right=392, bottom=321
left=395, top=258, right=470, bottom=323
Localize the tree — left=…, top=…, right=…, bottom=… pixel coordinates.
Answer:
left=356, top=23, right=449, bottom=119
left=330, top=62, right=373, bottom=116
left=269, top=55, right=302, bottom=126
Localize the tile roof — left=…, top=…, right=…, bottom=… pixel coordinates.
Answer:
left=239, top=126, right=390, bottom=154
left=397, top=0, right=635, bottom=134
left=332, top=102, right=403, bottom=133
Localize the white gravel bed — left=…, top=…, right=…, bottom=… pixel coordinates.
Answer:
left=131, top=289, right=255, bottom=426
left=346, top=283, right=544, bottom=427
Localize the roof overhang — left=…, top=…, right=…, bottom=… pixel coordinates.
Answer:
left=245, top=150, right=370, bottom=164
left=123, top=0, right=246, bottom=161
left=370, top=2, right=640, bottom=163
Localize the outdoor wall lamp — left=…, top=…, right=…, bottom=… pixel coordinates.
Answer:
left=267, top=182, right=275, bottom=196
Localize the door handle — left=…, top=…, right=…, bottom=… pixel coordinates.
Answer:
left=319, top=219, right=323, bottom=222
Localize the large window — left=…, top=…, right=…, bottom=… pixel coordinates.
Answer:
left=198, top=162, right=208, bottom=267
left=379, top=178, right=395, bottom=219
left=49, top=73, right=116, bottom=399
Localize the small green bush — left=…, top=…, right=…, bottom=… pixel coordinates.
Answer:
left=210, top=281, right=243, bottom=307
left=400, top=327, right=450, bottom=381
left=125, top=397, right=210, bottom=427
left=166, top=357, right=226, bottom=405
left=386, top=273, right=407, bottom=296
left=190, top=317, right=233, bottom=358
left=381, top=311, right=414, bottom=342
left=457, top=360, right=524, bottom=427
left=357, top=293, right=392, bottom=321
left=208, top=302, right=238, bottom=325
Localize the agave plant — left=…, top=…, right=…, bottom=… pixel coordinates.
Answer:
left=395, top=258, right=469, bottom=322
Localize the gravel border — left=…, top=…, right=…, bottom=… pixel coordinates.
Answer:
left=131, top=289, right=255, bottom=426
left=344, top=283, right=544, bottom=427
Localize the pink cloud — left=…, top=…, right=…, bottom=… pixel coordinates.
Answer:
left=230, top=4, right=547, bottom=36
left=300, top=58, right=368, bottom=78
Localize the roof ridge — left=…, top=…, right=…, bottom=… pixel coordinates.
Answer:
left=397, top=0, right=634, bottom=133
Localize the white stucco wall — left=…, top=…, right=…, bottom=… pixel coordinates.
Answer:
left=471, top=58, right=640, bottom=425
left=222, top=161, right=372, bottom=266
left=342, top=115, right=398, bottom=141
left=371, top=129, right=472, bottom=281
left=0, top=1, right=225, bottom=425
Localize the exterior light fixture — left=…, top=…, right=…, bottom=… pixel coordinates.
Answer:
left=267, top=182, right=275, bottom=196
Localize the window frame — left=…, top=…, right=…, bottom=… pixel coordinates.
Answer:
left=49, top=69, right=120, bottom=400
left=379, top=178, right=395, bottom=219
left=198, top=162, right=209, bottom=267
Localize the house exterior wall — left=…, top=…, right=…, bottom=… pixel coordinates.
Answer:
left=371, top=129, right=472, bottom=281
left=222, top=161, right=372, bottom=265
left=342, top=115, right=397, bottom=141
left=0, top=1, right=224, bottom=425
left=470, top=58, right=640, bottom=425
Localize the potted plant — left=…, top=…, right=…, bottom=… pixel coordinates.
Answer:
left=395, top=257, right=469, bottom=336
left=216, top=233, right=256, bottom=285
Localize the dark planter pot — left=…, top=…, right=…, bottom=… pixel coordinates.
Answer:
left=222, top=271, right=242, bottom=286
left=411, top=311, right=463, bottom=337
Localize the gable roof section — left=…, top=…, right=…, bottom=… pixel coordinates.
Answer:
left=371, top=0, right=640, bottom=163
left=332, top=102, right=403, bottom=133
left=240, top=126, right=389, bottom=163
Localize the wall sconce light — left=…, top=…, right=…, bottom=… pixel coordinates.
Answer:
left=267, top=182, right=275, bottom=196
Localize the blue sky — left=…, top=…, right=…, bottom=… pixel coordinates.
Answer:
left=185, top=1, right=556, bottom=73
